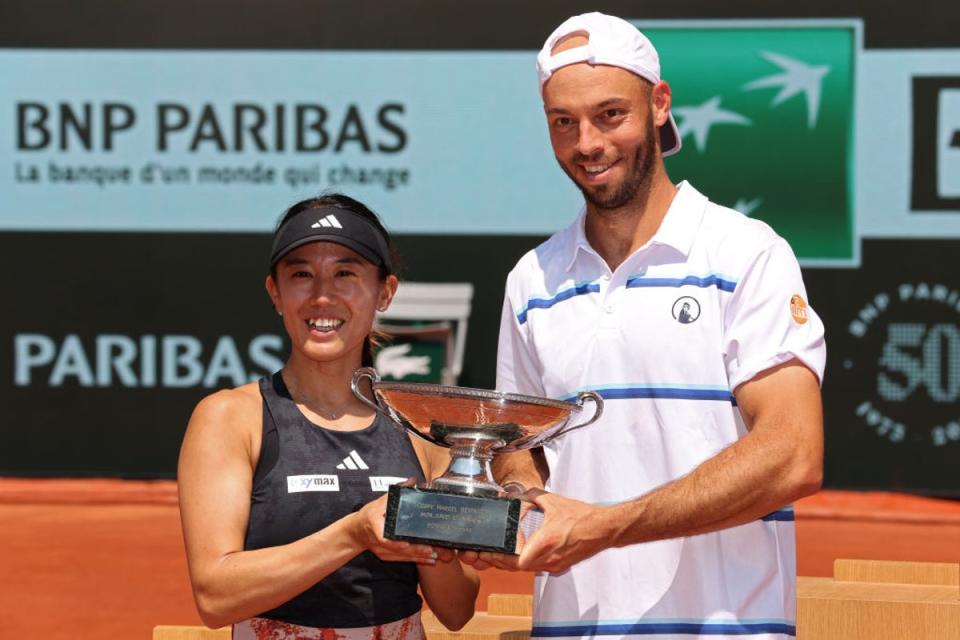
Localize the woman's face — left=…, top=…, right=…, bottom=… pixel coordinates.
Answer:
left=266, top=241, right=396, bottom=366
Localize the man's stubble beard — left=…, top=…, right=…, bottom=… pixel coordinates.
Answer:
left=560, top=116, right=658, bottom=212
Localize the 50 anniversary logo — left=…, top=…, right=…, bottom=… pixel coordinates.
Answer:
left=845, top=282, right=960, bottom=447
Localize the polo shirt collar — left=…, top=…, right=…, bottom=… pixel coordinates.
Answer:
left=563, top=206, right=594, bottom=272
left=563, top=181, right=707, bottom=272
left=651, top=181, right=706, bottom=256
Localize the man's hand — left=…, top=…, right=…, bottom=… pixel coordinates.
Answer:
left=457, top=485, right=539, bottom=571
left=458, top=488, right=614, bottom=574
left=516, top=491, right=612, bottom=573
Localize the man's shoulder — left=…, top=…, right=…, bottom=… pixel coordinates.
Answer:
left=701, top=199, right=779, bottom=246
left=695, top=197, right=787, bottom=268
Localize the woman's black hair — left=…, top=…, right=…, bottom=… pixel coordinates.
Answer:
left=271, top=193, right=397, bottom=367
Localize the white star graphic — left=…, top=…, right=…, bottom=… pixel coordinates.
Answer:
left=672, top=96, right=751, bottom=153
left=743, top=51, right=830, bottom=129
left=732, top=196, right=763, bottom=216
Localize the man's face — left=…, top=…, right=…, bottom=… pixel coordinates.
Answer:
left=543, top=63, right=663, bottom=210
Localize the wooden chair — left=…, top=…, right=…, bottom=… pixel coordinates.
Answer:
left=797, top=559, right=960, bottom=639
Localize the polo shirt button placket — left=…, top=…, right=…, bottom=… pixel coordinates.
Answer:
left=599, top=280, right=618, bottom=329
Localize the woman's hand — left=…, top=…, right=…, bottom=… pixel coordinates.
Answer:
left=350, top=492, right=440, bottom=565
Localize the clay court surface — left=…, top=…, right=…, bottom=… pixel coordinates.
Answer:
left=2, top=479, right=958, bottom=640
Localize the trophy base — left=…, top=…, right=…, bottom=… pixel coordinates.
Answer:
left=384, top=484, right=521, bottom=554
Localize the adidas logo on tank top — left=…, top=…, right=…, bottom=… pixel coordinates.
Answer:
left=336, top=450, right=368, bottom=470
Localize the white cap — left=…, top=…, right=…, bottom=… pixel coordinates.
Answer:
left=536, top=12, right=681, bottom=157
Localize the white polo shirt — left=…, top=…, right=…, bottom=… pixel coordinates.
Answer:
left=497, top=181, right=826, bottom=639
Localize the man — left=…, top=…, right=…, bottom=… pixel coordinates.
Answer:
left=468, top=12, right=826, bottom=640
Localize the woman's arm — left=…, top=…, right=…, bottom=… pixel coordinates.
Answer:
left=178, top=387, right=438, bottom=629
left=409, top=439, right=480, bottom=630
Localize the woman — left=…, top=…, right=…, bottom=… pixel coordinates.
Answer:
left=178, top=194, right=479, bottom=638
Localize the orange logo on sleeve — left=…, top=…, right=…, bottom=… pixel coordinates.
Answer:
left=790, top=294, right=808, bottom=324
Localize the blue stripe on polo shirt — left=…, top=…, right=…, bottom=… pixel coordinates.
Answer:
left=626, top=273, right=738, bottom=292
left=517, top=281, right=600, bottom=324
left=761, top=507, right=795, bottom=522
left=518, top=273, right=735, bottom=324
left=562, top=383, right=735, bottom=404
left=532, top=619, right=796, bottom=637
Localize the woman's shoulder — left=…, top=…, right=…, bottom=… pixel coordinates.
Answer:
left=180, top=381, right=266, bottom=472
left=188, top=381, right=264, bottom=434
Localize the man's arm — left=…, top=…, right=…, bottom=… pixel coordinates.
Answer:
left=492, top=448, right=549, bottom=494
left=515, top=358, right=822, bottom=573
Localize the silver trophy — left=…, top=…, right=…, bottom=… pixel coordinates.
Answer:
left=351, top=367, right=603, bottom=553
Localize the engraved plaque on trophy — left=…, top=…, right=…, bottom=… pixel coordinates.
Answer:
left=351, top=367, right=603, bottom=554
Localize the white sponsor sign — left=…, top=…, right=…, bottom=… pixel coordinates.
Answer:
left=287, top=474, right=340, bottom=493
left=369, top=476, right=408, bottom=492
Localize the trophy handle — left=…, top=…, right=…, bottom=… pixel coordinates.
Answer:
left=543, top=390, right=604, bottom=442
left=351, top=367, right=384, bottom=414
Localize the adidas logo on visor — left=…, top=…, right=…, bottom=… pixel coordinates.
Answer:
left=311, top=214, right=343, bottom=229
left=336, top=450, right=369, bottom=470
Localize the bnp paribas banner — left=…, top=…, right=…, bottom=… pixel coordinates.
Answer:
left=2, top=20, right=958, bottom=264
left=0, top=51, right=578, bottom=235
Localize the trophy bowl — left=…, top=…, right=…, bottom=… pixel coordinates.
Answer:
left=351, top=367, right=602, bottom=553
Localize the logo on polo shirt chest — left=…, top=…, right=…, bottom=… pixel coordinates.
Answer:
left=672, top=296, right=701, bottom=324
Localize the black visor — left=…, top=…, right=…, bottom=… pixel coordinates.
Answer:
left=269, top=206, right=392, bottom=272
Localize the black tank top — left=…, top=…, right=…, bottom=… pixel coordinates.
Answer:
left=244, top=372, right=427, bottom=628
